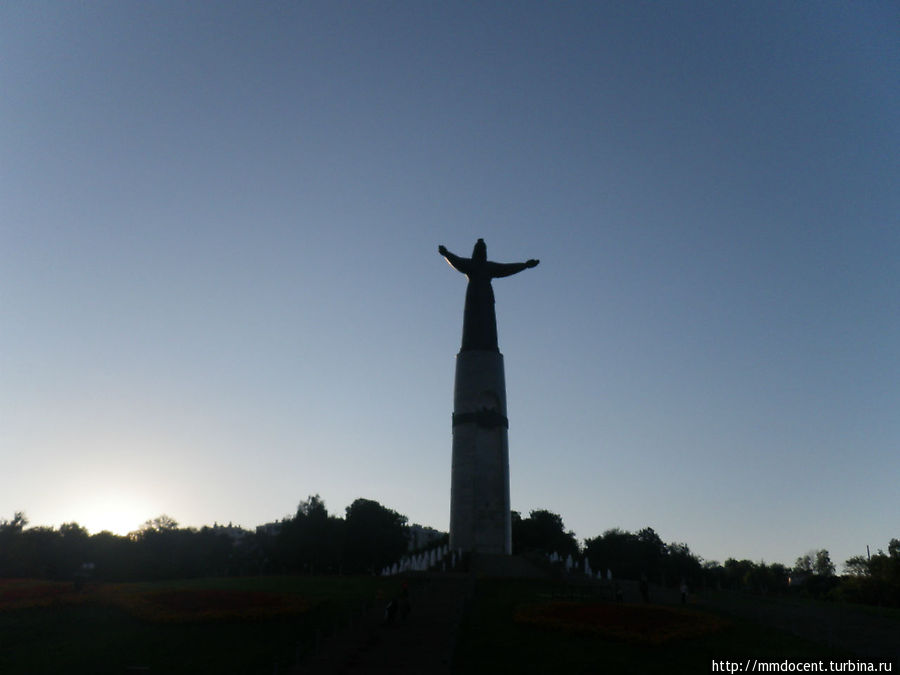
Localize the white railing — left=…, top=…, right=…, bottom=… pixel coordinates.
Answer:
left=381, top=544, right=463, bottom=575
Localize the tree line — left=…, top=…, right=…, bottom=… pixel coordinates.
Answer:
left=2, top=504, right=898, bottom=607
left=0, top=496, right=412, bottom=582
left=511, top=512, right=703, bottom=588
left=513, top=509, right=899, bottom=606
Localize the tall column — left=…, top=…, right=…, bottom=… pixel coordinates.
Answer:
left=449, top=350, right=511, bottom=555
left=439, top=239, right=537, bottom=556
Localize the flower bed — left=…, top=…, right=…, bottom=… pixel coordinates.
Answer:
left=112, top=588, right=309, bottom=623
left=0, top=579, right=310, bottom=623
left=514, top=601, right=729, bottom=645
left=0, top=579, right=71, bottom=609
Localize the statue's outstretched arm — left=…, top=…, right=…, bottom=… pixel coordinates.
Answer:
left=488, top=259, right=539, bottom=278
left=439, top=245, right=471, bottom=274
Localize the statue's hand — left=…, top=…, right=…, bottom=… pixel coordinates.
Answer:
left=526, top=259, right=539, bottom=268
left=438, top=245, right=448, bottom=256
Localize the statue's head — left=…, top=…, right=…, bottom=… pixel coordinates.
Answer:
left=472, top=238, right=487, bottom=261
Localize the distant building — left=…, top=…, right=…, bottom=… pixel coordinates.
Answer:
left=255, top=521, right=283, bottom=537
left=788, top=573, right=807, bottom=587
left=209, top=522, right=252, bottom=543
left=407, top=524, right=446, bottom=551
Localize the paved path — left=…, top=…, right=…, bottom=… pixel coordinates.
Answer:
left=293, top=575, right=470, bottom=675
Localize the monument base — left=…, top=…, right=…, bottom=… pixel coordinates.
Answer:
left=468, top=553, right=549, bottom=578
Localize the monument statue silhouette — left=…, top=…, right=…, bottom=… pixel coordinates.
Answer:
left=439, top=239, right=539, bottom=351
left=439, top=239, right=539, bottom=555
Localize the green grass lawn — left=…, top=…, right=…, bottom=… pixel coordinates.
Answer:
left=452, top=579, right=855, bottom=675
left=0, top=576, right=400, bottom=675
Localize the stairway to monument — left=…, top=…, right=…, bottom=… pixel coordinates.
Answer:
left=293, top=574, right=471, bottom=675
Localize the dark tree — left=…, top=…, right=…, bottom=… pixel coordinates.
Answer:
left=814, top=549, right=835, bottom=577
left=840, top=539, right=900, bottom=607
left=343, top=498, right=407, bottom=574
left=512, top=509, right=578, bottom=558
left=0, top=512, right=29, bottom=576
left=636, top=527, right=666, bottom=580
left=665, top=542, right=703, bottom=587
left=89, top=530, right=136, bottom=580
left=584, top=528, right=636, bottom=579
left=584, top=527, right=703, bottom=587
left=709, top=558, right=790, bottom=594
left=277, top=495, right=344, bottom=574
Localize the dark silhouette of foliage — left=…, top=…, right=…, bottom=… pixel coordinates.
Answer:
left=3, top=504, right=897, bottom=611
left=583, top=527, right=704, bottom=588
left=839, top=539, right=900, bottom=606
left=0, top=511, right=28, bottom=532
left=584, top=527, right=677, bottom=584
left=703, top=558, right=790, bottom=594
left=343, top=498, right=407, bottom=574
left=665, top=541, right=703, bottom=586
left=511, top=509, right=579, bottom=558
left=0, top=512, right=255, bottom=582
left=275, top=495, right=344, bottom=574
left=791, top=549, right=835, bottom=579
left=786, top=549, right=840, bottom=597
left=814, top=549, right=835, bottom=577
left=263, top=496, right=408, bottom=576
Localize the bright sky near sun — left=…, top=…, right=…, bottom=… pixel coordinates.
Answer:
left=2, top=2, right=898, bottom=570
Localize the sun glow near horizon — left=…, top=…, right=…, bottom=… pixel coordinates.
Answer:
left=69, top=491, right=160, bottom=536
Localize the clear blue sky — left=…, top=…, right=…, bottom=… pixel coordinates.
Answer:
left=2, top=1, right=898, bottom=570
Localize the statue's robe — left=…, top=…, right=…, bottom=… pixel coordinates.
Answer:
left=442, top=251, right=530, bottom=352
